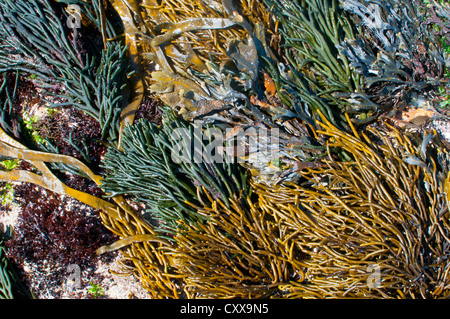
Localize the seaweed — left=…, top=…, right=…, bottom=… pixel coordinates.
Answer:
left=261, top=0, right=450, bottom=129
left=338, top=0, right=450, bottom=117
left=106, top=0, right=331, bottom=183
left=263, top=114, right=450, bottom=298
left=165, top=114, right=450, bottom=298
left=0, top=226, right=32, bottom=299
left=5, top=184, right=115, bottom=269
left=0, top=227, right=14, bottom=299
left=0, top=71, right=19, bottom=137
left=0, top=0, right=131, bottom=144
left=1, top=0, right=450, bottom=300
left=108, top=0, right=276, bottom=116
left=262, top=0, right=363, bottom=128
left=101, top=107, right=250, bottom=234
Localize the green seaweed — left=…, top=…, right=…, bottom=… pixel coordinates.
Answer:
left=0, top=0, right=130, bottom=143
left=101, top=107, right=250, bottom=234
left=0, top=226, right=33, bottom=299
left=0, top=0, right=450, bottom=300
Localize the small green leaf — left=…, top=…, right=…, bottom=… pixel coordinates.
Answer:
left=0, top=159, right=19, bottom=171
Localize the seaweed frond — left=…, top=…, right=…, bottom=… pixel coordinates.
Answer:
left=254, top=115, right=450, bottom=298
left=338, top=0, right=450, bottom=117
left=0, top=0, right=131, bottom=143
left=159, top=114, right=450, bottom=298
left=101, top=107, right=250, bottom=234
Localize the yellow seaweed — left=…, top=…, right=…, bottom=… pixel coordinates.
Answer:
left=118, top=76, right=144, bottom=150
left=0, top=126, right=179, bottom=298
left=106, top=0, right=278, bottom=119
left=96, top=234, right=171, bottom=254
